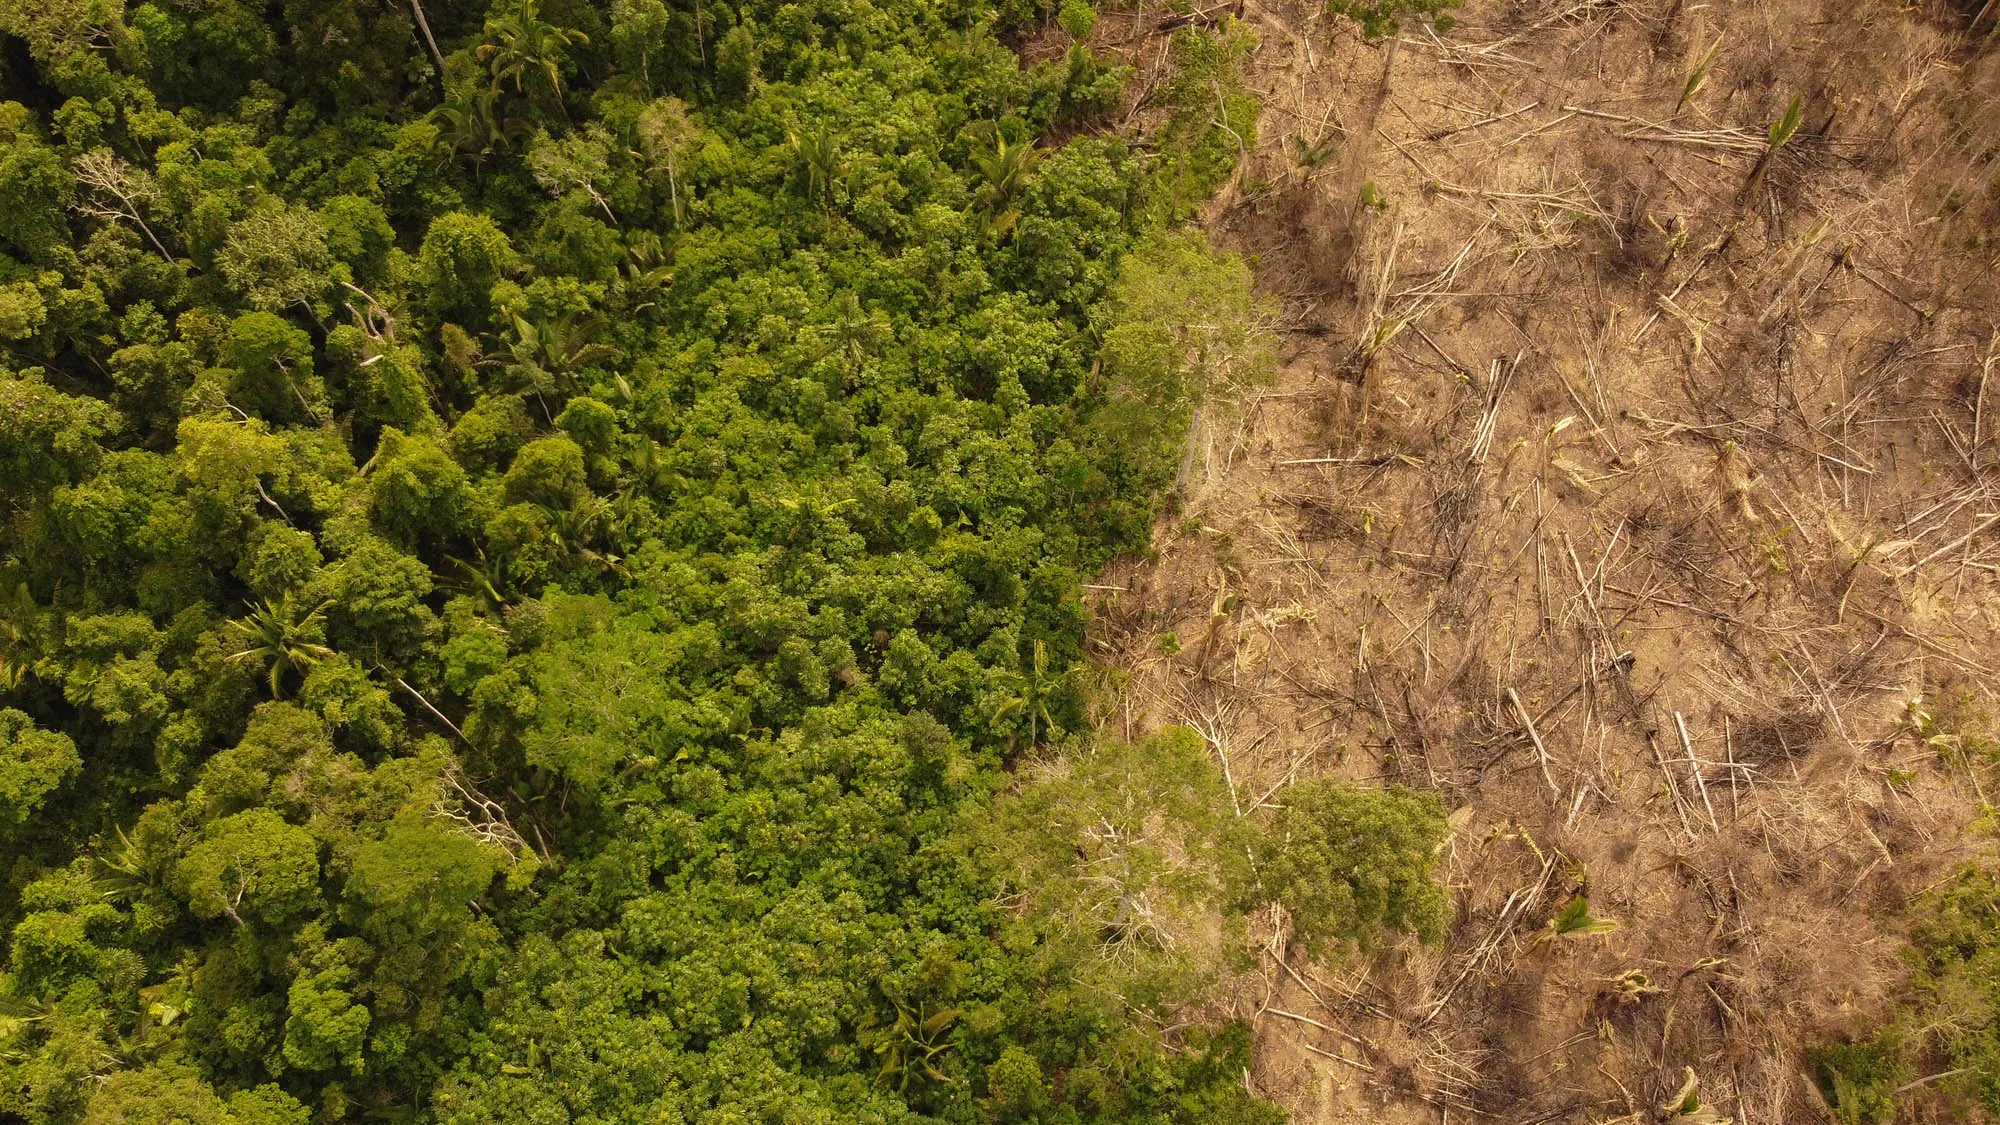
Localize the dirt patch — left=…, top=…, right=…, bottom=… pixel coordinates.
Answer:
left=1090, top=0, right=2000, bottom=1119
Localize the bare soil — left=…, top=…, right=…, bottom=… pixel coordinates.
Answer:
left=1087, top=0, right=2000, bottom=1120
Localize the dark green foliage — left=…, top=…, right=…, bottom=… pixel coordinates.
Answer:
left=0, top=1, right=1400, bottom=1121
left=1149, top=24, right=1260, bottom=221
left=1815, top=866, right=2000, bottom=1121
left=1903, top=867, right=2000, bottom=1112
left=0, top=710, right=80, bottom=834
left=0, top=106, right=74, bottom=263
left=1809, top=1035, right=1908, bottom=1125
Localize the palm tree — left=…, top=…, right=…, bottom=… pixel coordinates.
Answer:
left=224, top=596, right=335, bottom=697
left=971, top=136, right=1039, bottom=211
left=498, top=311, right=620, bottom=421
left=816, top=292, right=887, bottom=379
left=444, top=551, right=512, bottom=615
left=432, top=78, right=533, bottom=168
left=970, top=135, right=1039, bottom=239
left=0, top=582, right=34, bottom=692
left=544, top=495, right=626, bottom=577
left=993, top=640, right=1061, bottom=749
left=788, top=126, right=842, bottom=209
left=477, top=0, right=590, bottom=120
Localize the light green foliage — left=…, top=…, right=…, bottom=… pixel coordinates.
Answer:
left=987, top=728, right=1256, bottom=1010
left=316, top=196, right=395, bottom=282
left=0, top=281, right=48, bottom=340
left=281, top=952, right=371, bottom=1075
left=1259, top=779, right=1450, bottom=956
left=1094, top=228, right=1274, bottom=481
left=174, top=808, right=321, bottom=925
left=525, top=125, right=620, bottom=222
left=1101, top=229, right=1273, bottom=413
left=1815, top=698, right=2000, bottom=1122
left=296, top=655, right=400, bottom=752
left=0, top=369, right=119, bottom=492
left=368, top=429, right=474, bottom=547
left=1151, top=24, right=1260, bottom=219
left=447, top=392, right=535, bottom=471
left=1327, top=0, right=1462, bottom=38
left=1811, top=1037, right=1907, bottom=1125
left=339, top=816, right=501, bottom=1023
left=0, top=709, right=81, bottom=833
left=79, top=1065, right=314, bottom=1124
left=1903, top=868, right=2000, bottom=1111
left=521, top=624, right=696, bottom=790
left=216, top=201, right=333, bottom=312
left=226, top=311, right=321, bottom=421
left=0, top=0, right=127, bottom=68
left=1058, top=0, right=1098, bottom=40
left=188, top=702, right=333, bottom=817
left=501, top=433, right=588, bottom=509
left=235, top=522, right=322, bottom=601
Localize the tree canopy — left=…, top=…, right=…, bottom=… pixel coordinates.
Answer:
left=0, top=0, right=1449, bottom=1121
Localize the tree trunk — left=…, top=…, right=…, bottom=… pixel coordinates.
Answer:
left=1177, top=401, right=1206, bottom=497
left=1334, top=34, right=1401, bottom=288
left=412, top=0, right=448, bottom=77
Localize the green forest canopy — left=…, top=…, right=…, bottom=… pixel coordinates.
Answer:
left=0, top=0, right=1449, bottom=1121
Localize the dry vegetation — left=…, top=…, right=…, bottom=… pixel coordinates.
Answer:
left=1085, top=0, right=2000, bottom=1120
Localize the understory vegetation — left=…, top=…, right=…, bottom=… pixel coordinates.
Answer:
left=0, top=0, right=1451, bottom=1121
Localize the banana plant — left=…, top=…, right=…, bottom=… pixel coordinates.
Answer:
left=1676, top=37, right=1723, bottom=115
left=993, top=640, right=1062, bottom=750
left=1742, top=94, right=1804, bottom=202
left=444, top=551, right=513, bottom=615
left=1537, top=893, right=1619, bottom=944
left=432, top=79, right=533, bottom=169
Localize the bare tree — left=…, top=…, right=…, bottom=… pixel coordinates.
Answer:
left=71, top=150, right=176, bottom=264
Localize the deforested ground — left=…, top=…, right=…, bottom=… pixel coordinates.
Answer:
left=1084, top=0, right=2000, bottom=1119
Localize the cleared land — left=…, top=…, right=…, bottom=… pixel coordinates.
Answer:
left=1086, top=0, right=2000, bottom=1119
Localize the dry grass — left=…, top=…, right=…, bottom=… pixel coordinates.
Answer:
left=1085, top=0, right=2000, bottom=1119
